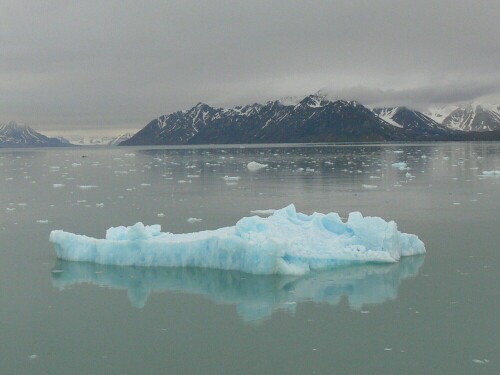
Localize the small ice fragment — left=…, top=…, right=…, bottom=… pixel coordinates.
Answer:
left=250, top=209, right=276, bottom=215
left=472, top=359, right=484, bottom=364
left=78, top=185, right=97, bottom=190
left=384, top=348, right=393, bottom=351
left=157, top=213, right=165, bottom=218
left=480, top=170, right=500, bottom=176
left=223, top=176, right=240, bottom=181
left=36, top=220, right=49, bottom=224
left=391, top=162, right=409, bottom=170
left=53, top=184, right=64, bottom=188
left=362, top=184, right=377, bottom=189
left=187, top=217, right=202, bottom=223
left=28, top=355, right=38, bottom=360
left=96, top=203, right=104, bottom=207
left=247, top=161, right=268, bottom=171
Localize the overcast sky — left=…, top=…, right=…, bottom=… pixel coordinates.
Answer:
left=1, top=0, right=499, bottom=133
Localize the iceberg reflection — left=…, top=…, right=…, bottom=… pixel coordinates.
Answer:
left=51, top=255, right=424, bottom=322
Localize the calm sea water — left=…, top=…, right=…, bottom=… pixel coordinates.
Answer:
left=1, top=143, right=498, bottom=374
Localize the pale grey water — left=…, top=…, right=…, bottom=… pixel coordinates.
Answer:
left=0, top=143, right=498, bottom=375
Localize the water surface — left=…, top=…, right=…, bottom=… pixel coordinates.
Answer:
left=1, top=143, right=498, bottom=374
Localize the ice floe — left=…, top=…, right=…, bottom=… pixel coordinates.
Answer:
left=50, top=205, right=425, bottom=275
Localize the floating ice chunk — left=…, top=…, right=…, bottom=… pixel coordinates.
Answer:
left=247, top=161, right=268, bottom=171
left=187, top=217, right=202, bottom=224
left=223, top=176, right=240, bottom=181
left=391, top=162, right=409, bottom=170
left=480, top=170, right=500, bottom=176
left=37, top=220, right=49, bottom=224
left=50, top=205, right=425, bottom=275
left=53, top=184, right=64, bottom=188
left=78, top=185, right=97, bottom=190
left=250, top=209, right=277, bottom=215
left=362, top=184, right=377, bottom=189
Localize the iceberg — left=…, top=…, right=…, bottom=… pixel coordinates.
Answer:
left=49, top=204, right=425, bottom=275
left=51, top=255, right=425, bottom=322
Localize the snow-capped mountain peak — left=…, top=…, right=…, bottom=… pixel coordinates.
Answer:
left=438, top=103, right=500, bottom=131
left=0, top=121, right=67, bottom=147
left=372, top=107, right=451, bottom=137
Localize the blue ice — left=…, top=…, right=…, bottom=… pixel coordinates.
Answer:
left=50, top=204, right=425, bottom=275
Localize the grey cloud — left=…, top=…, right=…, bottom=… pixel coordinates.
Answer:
left=320, top=82, right=500, bottom=110
left=1, top=0, right=499, bottom=132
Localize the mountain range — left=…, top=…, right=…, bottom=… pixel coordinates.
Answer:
left=0, top=121, right=68, bottom=147
left=121, top=94, right=500, bottom=145
left=2, top=95, right=499, bottom=147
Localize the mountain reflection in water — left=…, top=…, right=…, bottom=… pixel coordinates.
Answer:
left=52, top=255, right=424, bottom=322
